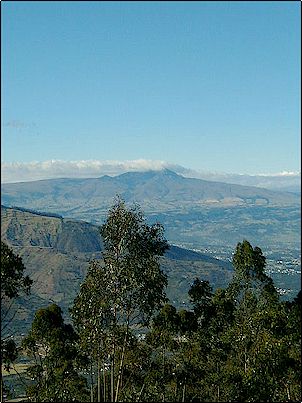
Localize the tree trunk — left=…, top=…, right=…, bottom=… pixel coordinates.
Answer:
left=182, top=382, right=186, bottom=402
left=90, top=383, right=94, bottom=403
left=136, top=383, right=145, bottom=402
left=98, top=355, right=101, bottom=402
left=1, top=373, right=3, bottom=403
left=216, top=361, right=220, bottom=402
left=103, top=362, right=107, bottom=402
left=90, top=360, right=94, bottom=402
left=111, top=352, right=115, bottom=402
left=162, top=346, right=165, bottom=402
left=114, top=345, right=125, bottom=402
left=286, top=385, right=291, bottom=401
left=115, top=316, right=130, bottom=402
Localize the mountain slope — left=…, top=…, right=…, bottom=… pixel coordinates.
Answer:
left=2, top=170, right=300, bottom=251
left=1, top=170, right=299, bottom=216
left=1, top=206, right=233, bottom=335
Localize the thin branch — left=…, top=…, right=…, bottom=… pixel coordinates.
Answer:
left=136, top=383, right=145, bottom=402
left=1, top=306, right=20, bottom=334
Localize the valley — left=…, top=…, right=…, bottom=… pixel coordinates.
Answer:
left=1, top=205, right=233, bottom=335
left=1, top=169, right=300, bottom=251
left=1, top=170, right=300, bottom=335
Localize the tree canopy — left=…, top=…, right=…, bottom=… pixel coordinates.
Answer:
left=3, top=209, right=301, bottom=402
left=22, top=304, right=89, bottom=402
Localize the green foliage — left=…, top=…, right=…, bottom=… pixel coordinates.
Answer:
left=1, top=339, right=18, bottom=372
left=5, top=199, right=300, bottom=402
left=1, top=242, right=33, bottom=402
left=71, top=198, right=169, bottom=402
left=229, top=240, right=264, bottom=293
left=188, top=277, right=214, bottom=321
left=1, top=241, right=32, bottom=300
left=71, top=261, right=114, bottom=351
left=22, top=304, right=89, bottom=402
left=100, top=197, right=169, bottom=324
left=213, top=240, right=301, bottom=402
left=138, top=241, right=300, bottom=402
left=177, top=309, right=198, bottom=335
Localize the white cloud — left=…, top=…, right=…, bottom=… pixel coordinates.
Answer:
left=257, top=171, right=300, bottom=177
left=1, top=159, right=177, bottom=183
left=1, top=160, right=300, bottom=192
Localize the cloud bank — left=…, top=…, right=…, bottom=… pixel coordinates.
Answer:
left=1, top=159, right=300, bottom=192
left=1, top=160, right=182, bottom=182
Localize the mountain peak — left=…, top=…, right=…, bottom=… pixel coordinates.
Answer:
left=115, top=169, right=182, bottom=182
left=159, top=168, right=182, bottom=178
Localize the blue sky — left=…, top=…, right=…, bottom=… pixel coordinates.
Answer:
left=1, top=1, right=301, bottom=176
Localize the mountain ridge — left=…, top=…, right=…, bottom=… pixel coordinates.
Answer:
left=1, top=169, right=299, bottom=214
left=2, top=170, right=300, bottom=251
left=2, top=161, right=300, bottom=193
left=1, top=205, right=233, bottom=334
left=1, top=204, right=229, bottom=267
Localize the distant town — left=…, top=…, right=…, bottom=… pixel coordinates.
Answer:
left=175, top=243, right=301, bottom=300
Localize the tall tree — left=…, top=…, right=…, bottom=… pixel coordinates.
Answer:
left=71, top=198, right=169, bottom=402
left=227, top=239, right=278, bottom=303
left=219, top=240, right=300, bottom=402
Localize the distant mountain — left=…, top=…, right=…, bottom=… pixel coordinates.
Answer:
left=1, top=206, right=233, bottom=335
left=1, top=169, right=299, bottom=213
left=1, top=170, right=300, bottom=251
left=1, top=169, right=301, bottom=249
left=184, top=170, right=301, bottom=194
left=2, top=160, right=300, bottom=194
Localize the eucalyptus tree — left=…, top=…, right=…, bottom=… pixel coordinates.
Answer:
left=188, top=278, right=214, bottom=325
left=71, top=198, right=169, bottom=402
left=218, top=239, right=301, bottom=401
left=191, top=286, right=234, bottom=402
left=227, top=239, right=278, bottom=304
